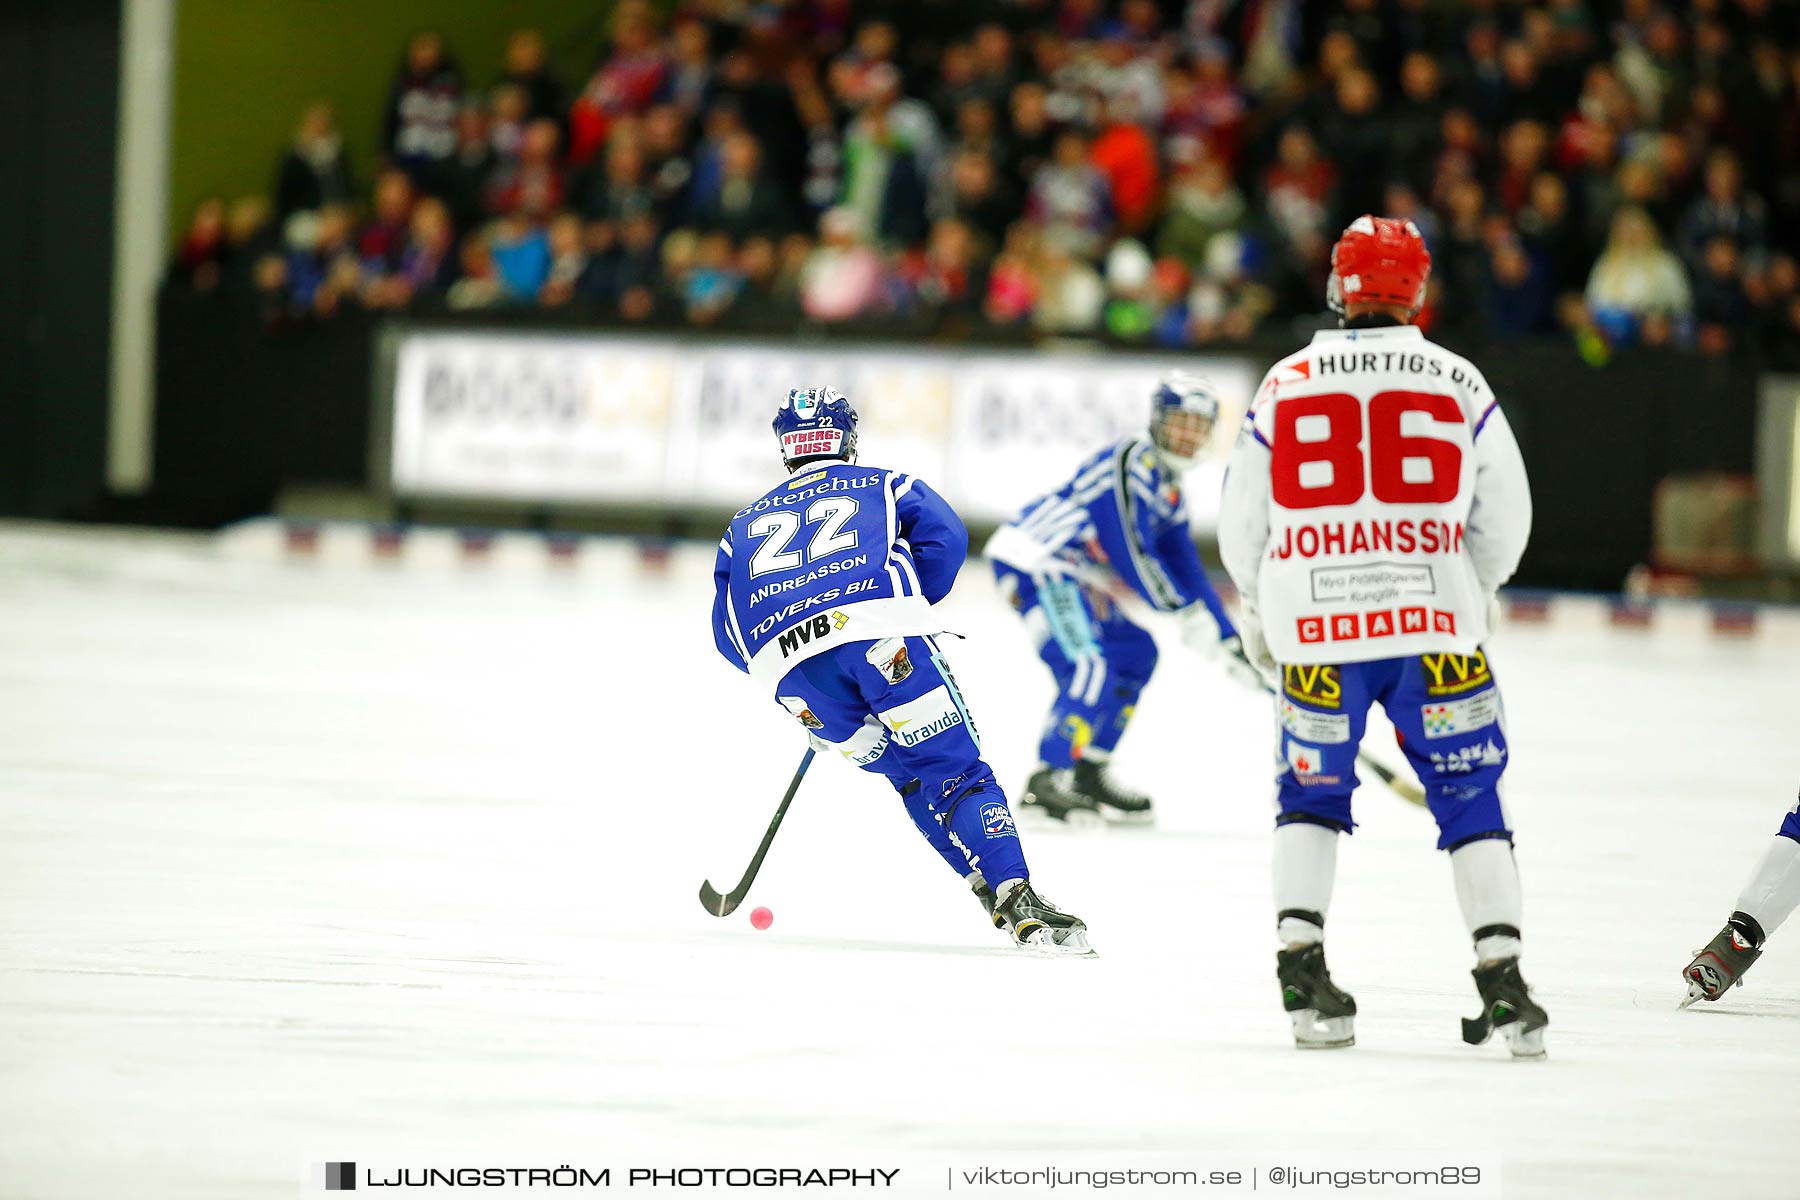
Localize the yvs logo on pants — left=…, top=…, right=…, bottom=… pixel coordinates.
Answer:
left=1283, top=664, right=1342, bottom=709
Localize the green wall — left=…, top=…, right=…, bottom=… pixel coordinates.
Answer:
left=168, top=0, right=614, bottom=246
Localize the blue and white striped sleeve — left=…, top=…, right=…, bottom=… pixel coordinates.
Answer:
left=893, top=475, right=968, bottom=605
left=710, top=534, right=750, bottom=672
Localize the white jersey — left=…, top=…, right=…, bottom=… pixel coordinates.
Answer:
left=1218, top=324, right=1531, bottom=665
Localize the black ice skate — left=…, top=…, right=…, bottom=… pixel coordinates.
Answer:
left=1462, top=958, right=1548, bottom=1058
left=992, top=880, right=1095, bottom=956
left=1018, top=766, right=1102, bottom=826
left=1681, top=913, right=1765, bottom=1008
left=1276, top=943, right=1356, bottom=1048
left=1071, top=759, right=1154, bottom=824
left=969, top=873, right=1004, bottom=932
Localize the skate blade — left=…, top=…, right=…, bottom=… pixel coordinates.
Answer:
left=1290, top=1011, right=1354, bottom=1049
left=1017, top=925, right=1098, bottom=957
left=1018, top=804, right=1105, bottom=831
left=1097, top=806, right=1156, bottom=827
left=1680, top=963, right=1723, bottom=1008
left=1499, top=1023, right=1547, bottom=1059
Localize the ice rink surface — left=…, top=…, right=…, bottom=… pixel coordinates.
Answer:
left=2, top=521, right=1797, bottom=1199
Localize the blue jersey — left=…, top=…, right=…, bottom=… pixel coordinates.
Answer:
left=985, top=436, right=1234, bottom=632
left=712, top=461, right=969, bottom=687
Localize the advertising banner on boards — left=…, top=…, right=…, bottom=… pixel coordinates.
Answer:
left=388, top=332, right=1256, bottom=527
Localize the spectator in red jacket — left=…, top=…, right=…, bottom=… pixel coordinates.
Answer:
left=1090, top=95, right=1160, bottom=235
left=569, top=6, right=668, bottom=166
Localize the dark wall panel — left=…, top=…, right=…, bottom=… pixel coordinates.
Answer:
left=0, top=0, right=121, bottom=518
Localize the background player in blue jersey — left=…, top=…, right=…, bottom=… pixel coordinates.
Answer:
left=983, top=371, right=1263, bottom=824
left=1682, top=791, right=1800, bottom=1006
left=710, top=386, right=1092, bottom=954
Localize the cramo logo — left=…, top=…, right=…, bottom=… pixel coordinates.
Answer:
left=778, top=614, right=835, bottom=657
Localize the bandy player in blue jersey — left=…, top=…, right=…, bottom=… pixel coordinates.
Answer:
left=1682, top=790, right=1800, bottom=1007
left=711, top=387, right=1092, bottom=955
left=1219, top=216, right=1546, bottom=1056
left=984, top=371, right=1264, bottom=824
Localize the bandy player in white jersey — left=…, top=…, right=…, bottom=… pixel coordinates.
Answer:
left=1218, top=215, right=1546, bottom=1056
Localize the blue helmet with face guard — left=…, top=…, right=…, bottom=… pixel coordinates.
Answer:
left=1150, top=370, right=1221, bottom=468
left=773, top=386, right=859, bottom=469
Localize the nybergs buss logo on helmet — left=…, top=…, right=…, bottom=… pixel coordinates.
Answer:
left=775, top=386, right=857, bottom=463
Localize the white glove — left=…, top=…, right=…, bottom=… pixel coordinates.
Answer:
left=1182, top=604, right=1272, bottom=693
left=1218, top=634, right=1274, bottom=692
left=1178, top=604, right=1222, bottom=652
left=806, top=731, right=833, bottom=755
left=1234, top=608, right=1281, bottom=689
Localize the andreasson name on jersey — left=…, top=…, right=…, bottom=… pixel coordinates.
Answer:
left=748, top=554, right=871, bottom=606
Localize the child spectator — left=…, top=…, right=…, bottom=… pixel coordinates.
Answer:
left=683, top=231, right=743, bottom=324
left=490, top=212, right=552, bottom=300
left=983, top=224, right=1040, bottom=326
left=447, top=232, right=505, bottom=310
left=539, top=212, right=590, bottom=308
left=399, top=196, right=458, bottom=299
left=286, top=206, right=361, bottom=317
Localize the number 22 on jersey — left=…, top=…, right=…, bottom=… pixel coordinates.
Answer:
left=747, top=498, right=861, bottom=576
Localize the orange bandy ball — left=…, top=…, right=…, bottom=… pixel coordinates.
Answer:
left=750, top=906, right=773, bottom=930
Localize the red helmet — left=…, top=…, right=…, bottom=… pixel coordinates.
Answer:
left=1327, top=215, right=1431, bottom=316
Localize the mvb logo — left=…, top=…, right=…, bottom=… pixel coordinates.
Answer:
left=321, top=1162, right=356, bottom=1190
left=777, top=611, right=848, bottom=657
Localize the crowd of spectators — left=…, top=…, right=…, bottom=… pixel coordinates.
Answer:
left=169, top=0, right=1800, bottom=359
